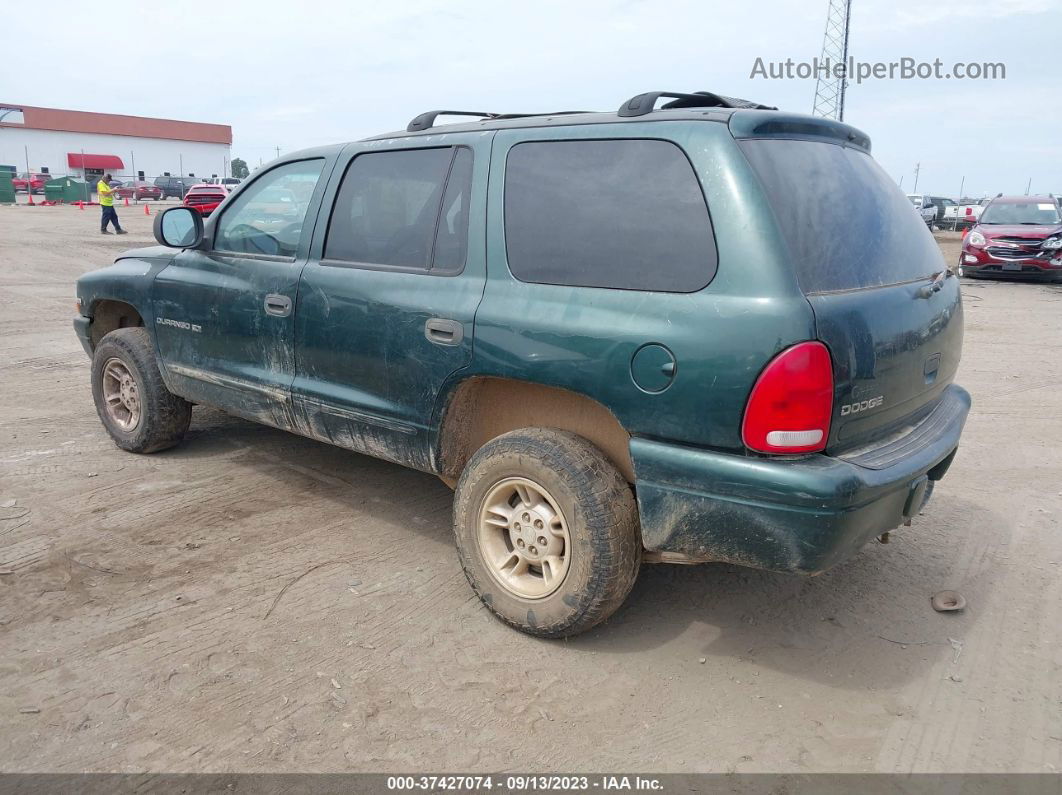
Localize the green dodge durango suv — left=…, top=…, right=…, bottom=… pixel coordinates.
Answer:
left=74, top=90, right=970, bottom=637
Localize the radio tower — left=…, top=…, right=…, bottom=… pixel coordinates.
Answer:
left=812, top=0, right=853, bottom=121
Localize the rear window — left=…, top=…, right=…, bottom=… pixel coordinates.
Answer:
left=504, top=139, right=717, bottom=292
left=741, top=140, right=940, bottom=293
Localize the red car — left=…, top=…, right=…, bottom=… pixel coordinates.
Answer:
left=183, top=184, right=229, bottom=216
left=960, top=196, right=1062, bottom=281
left=13, top=173, right=48, bottom=194
left=114, top=181, right=162, bottom=201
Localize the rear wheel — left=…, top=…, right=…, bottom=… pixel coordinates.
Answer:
left=453, top=429, right=641, bottom=638
left=91, top=328, right=192, bottom=453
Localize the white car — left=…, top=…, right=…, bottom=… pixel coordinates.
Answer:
left=202, top=177, right=242, bottom=190
left=907, top=194, right=937, bottom=226
left=953, top=198, right=987, bottom=226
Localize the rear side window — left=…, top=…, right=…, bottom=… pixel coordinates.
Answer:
left=504, top=139, right=717, bottom=291
left=740, top=139, right=940, bottom=293
left=325, top=147, right=472, bottom=271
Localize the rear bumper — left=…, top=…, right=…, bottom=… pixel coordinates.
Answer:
left=631, top=384, right=971, bottom=573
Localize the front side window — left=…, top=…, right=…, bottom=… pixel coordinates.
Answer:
left=325, top=147, right=472, bottom=271
left=214, top=159, right=324, bottom=258
left=504, top=139, right=717, bottom=292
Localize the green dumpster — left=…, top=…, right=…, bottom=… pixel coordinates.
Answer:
left=44, top=182, right=65, bottom=202
left=0, top=170, right=14, bottom=204
left=43, top=177, right=91, bottom=203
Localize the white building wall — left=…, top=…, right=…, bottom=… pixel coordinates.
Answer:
left=0, top=128, right=231, bottom=180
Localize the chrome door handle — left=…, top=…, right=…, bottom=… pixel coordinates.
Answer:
left=264, top=294, right=292, bottom=317
left=424, top=317, right=464, bottom=346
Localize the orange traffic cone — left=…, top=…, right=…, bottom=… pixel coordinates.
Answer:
left=78, top=201, right=84, bottom=210
left=144, top=203, right=150, bottom=216
left=124, top=197, right=130, bottom=206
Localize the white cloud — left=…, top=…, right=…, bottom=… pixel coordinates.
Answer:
left=860, top=0, right=1058, bottom=30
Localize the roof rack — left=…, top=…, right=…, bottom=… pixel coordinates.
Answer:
left=407, top=110, right=497, bottom=133
left=618, top=91, right=776, bottom=117
left=407, top=91, right=775, bottom=133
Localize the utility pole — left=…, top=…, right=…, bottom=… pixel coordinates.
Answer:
left=1025, top=177, right=1032, bottom=196
left=958, top=176, right=965, bottom=201
left=24, top=145, right=33, bottom=205
left=274, top=146, right=281, bottom=160
left=913, top=162, right=921, bottom=193
left=812, top=0, right=854, bottom=121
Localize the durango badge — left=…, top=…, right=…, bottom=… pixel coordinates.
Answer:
left=156, top=317, right=202, bottom=333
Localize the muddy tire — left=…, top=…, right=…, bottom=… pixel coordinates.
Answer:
left=453, top=428, right=641, bottom=638
left=91, top=328, right=192, bottom=453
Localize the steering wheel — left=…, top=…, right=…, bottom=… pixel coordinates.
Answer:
left=275, top=222, right=303, bottom=250
left=226, top=223, right=280, bottom=257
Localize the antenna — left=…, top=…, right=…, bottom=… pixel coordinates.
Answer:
left=812, top=0, right=854, bottom=121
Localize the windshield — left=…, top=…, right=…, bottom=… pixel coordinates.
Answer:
left=741, top=139, right=942, bottom=293
left=980, top=201, right=1060, bottom=225
left=908, top=196, right=922, bottom=207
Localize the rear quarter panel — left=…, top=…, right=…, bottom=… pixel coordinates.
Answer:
left=444, top=120, right=815, bottom=451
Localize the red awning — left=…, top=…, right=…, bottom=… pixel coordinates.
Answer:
left=66, top=153, right=124, bottom=169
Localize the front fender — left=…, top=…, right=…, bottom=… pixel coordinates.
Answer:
left=75, top=248, right=179, bottom=353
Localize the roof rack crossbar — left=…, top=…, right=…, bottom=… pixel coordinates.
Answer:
left=618, top=91, right=776, bottom=117
left=407, top=110, right=498, bottom=133
left=490, top=111, right=591, bottom=120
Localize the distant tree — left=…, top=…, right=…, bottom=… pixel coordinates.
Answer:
left=231, top=158, right=250, bottom=179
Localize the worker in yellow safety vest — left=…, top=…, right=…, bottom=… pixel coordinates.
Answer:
left=97, top=174, right=127, bottom=235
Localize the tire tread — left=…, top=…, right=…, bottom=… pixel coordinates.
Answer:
left=453, top=428, right=640, bottom=638
left=91, top=328, right=191, bottom=453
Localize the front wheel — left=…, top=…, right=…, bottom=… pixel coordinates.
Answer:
left=91, top=328, right=192, bottom=453
left=453, top=429, right=641, bottom=638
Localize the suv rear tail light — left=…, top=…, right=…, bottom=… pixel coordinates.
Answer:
left=742, top=341, right=833, bottom=454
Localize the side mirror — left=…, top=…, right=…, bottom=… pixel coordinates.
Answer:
left=153, top=206, right=204, bottom=249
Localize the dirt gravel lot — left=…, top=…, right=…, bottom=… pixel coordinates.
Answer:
left=0, top=206, right=1060, bottom=774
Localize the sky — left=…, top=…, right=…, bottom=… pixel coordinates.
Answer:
left=3, top=0, right=1060, bottom=199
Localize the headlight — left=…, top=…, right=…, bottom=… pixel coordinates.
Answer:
left=967, top=231, right=986, bottom=247
left=1042, top=236, right=1062, bottom=250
